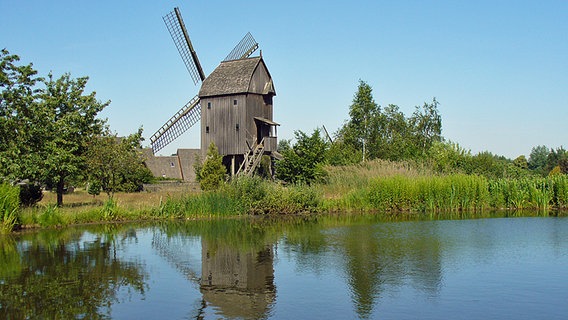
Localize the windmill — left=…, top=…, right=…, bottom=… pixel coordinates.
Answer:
left=150, top=7, right=278, bottom=177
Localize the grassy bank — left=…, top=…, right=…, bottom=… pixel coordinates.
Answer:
left=2, top=160, right=568, bottom=232
left=9, top=178, right=322, bottom=230
left=322, top=160, right=568, bottom=212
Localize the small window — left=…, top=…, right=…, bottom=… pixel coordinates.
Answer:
left=236, top=123, right=239, bottom=131
left=206, top=126, right=210, bottom=134
left=170, top=162, right=175, bottom=168
left=233, top=99, right=238, bottom=106
left=207, top=102, right=211, bottom=109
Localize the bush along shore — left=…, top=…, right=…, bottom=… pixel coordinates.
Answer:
left=2, top=167, right=568, bottom=232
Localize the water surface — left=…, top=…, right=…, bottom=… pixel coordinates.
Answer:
left=1, top=215, right=567, bottom=319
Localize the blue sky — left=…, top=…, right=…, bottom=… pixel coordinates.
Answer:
left=2, top=1, right=567, bottom=159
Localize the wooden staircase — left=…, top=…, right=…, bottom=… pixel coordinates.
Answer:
left=236, top=138, right=265, bottom=177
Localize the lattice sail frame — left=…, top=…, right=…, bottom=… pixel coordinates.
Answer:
left=151, top=7, right=261, bottom=154
left=150, top=95, right=200, bottom=153
left=224, top=32, right=259, bottom=62
left=163, top=8, right=205, bottom=85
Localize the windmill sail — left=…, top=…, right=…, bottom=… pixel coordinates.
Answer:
left=151, top=7, right=262, bottom=154
left=150, top=95, right=200, bottom=153
left=163, top=7, right=205, bottom=84
left=223, top=32, right=259, bottom=61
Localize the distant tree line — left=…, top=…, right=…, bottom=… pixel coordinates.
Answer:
left=275, top=80, right=566, bottom=184
left=275, top=80, right=442, bottom=183
left=0, top=49, right=152, bottom=206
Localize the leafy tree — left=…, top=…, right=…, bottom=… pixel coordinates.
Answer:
left=0, top=49, right=43, bottom=182
left=342, top=80, right=380, bottom=161
left=39, top=73, right=109, bottom=206
left=276, top=128, right=329, bottom=184
left=546, top=147, right=567, bottom=175
left=428, top=140, right=473, bottom=174
left=337, top=81, right=443, bottom=163
left=198, top=143, right=227, bottom=191
left=513, top=155, right=528, bottom=170
left=277, top=139, right=292, bottom=152
left=409, top=98, right=442, bottom=157
left=326, top=139, right=362, bottom=166
left=377, top=104, right=413, bottom=160
left=1, top=51, right=109, bottom=206
left=528, top=145, right=549, bottom=176
left=86, top=128, right=152, bottom=198
left=87, top=179, right=101, bottom=197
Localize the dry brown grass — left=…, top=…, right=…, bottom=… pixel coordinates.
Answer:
left=322, top=158, right=433, bottom=199
left=39, top=183, right=201, bottom=211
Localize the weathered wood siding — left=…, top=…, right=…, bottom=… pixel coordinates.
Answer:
left=201, top=94, right=247, bottom=155
left=200, top=58, right=275, bottom=157
left=248, top=61, right=271, bottom=94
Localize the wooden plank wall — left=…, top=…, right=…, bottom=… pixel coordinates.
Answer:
left=200, top=60, right=275, bottom=157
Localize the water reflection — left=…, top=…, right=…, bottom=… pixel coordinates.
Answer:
left=200, top=242, right=275, bottom=319
left=152, top=221, right=277, bottom=319
left=279, top=218, right=443, bottom=318
left=2, top=215, right=565, bottom=319
left=154, top=216, right=445, bottom=319
left=0, top=226, right=147, bottom=319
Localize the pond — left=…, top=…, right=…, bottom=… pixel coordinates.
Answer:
left=1, top=214, right=567, bottom=319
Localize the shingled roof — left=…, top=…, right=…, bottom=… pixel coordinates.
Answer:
left=199, top=56, right=270, bottom=98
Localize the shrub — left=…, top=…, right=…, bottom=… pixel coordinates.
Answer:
left=87, top=180, right=102, bottom=196
left=198, top=143, right=227, bottom=191
left=18, top=182, right=43, bottom=206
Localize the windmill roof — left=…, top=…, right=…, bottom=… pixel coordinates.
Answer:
left=199, top=56, right=271, bottom=98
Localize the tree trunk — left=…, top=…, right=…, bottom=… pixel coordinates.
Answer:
left=56, top=175, right=65, bottom=207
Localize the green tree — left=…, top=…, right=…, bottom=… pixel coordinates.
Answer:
left=528, top=145, right=549, bottom=176
left=0, top=49, right=43, bottom=182
left=377, top=104, right=413, bottom=160
left=86, top=128, right=152, bottom=198
left=513, top=155, right=528, bottom=169
left=428, top=140, right=473, bottom=174
left=409, top=98, right=442, bottom=157
left=198, top=143, right=227, bottom=191
left=546, top=147, right=567, bottom=175
left=326, top=139, right=362, bottom=166
left=39, top=73, right=109, bottom=206
left=276, top=128, right=329, bottom=184
left=342, top=80, right=380, bottom=161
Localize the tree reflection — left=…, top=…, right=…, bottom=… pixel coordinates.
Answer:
left=156, top=216, right=444, bottom=319
left=0, top=227, right=147, bottom=319
left=281, top=216, right=443, bottom=319
left=342, top=225, right=389, bottom=318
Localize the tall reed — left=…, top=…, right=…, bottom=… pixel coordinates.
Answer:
left=552, top=174, right=568, bottom=208
left=363, top=174, right=489, bottom=212
left=0, top=183, right=20, bottom=232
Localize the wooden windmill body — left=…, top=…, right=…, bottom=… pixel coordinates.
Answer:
left=150, top=7, right=279, bottom=177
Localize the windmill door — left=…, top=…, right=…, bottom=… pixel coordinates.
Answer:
left=254, top=117, right=279, bottom=152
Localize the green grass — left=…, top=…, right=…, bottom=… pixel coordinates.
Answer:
left=321, top=160, right=568, bottom=213
left=7, top=163, right=568, bottom=233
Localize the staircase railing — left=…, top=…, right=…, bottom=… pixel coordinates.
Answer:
left=236, top=138, right=266, bottom=177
